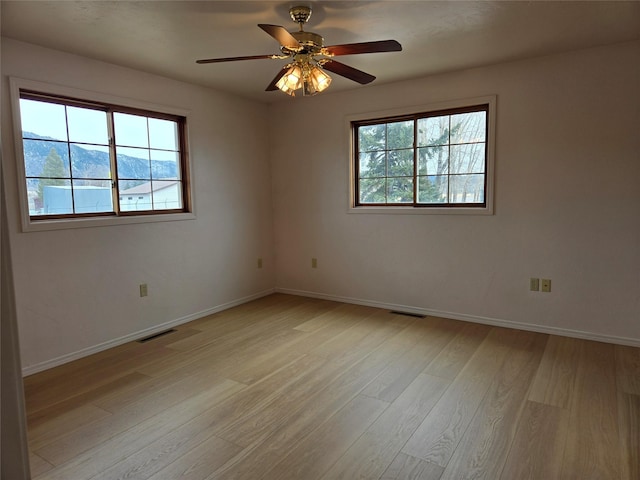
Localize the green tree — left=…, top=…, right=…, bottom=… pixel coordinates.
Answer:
left=37, top=148, right=67, bottom=201
left=358, top=121, right=414, bottom=203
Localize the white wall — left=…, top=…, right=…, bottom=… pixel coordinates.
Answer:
left=270, top=40, right=640, bottom=345
left=1, top=38, right=275, bottom=373
left=3, top=38, right=639, bottom=374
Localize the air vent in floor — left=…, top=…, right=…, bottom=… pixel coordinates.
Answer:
left=137, top=329, right=177, bottom=343
left=390, top=310, right=426, bottom=319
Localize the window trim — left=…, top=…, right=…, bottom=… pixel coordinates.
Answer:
left=347, top=95, right=496, bottom=215
left=9, top=77, right=196, bottom=232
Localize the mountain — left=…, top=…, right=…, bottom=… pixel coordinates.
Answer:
left=22, top=132, right=179, bottom=191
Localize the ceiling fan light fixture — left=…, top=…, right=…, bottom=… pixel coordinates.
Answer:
left=276, top=61, right=332, bottom=97
left=308, top=65, right=332, bottom=93
left=276, top=64, right=303, bottom=95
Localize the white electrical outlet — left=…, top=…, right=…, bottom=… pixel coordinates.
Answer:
left=139, top=284, right=148, bottom=297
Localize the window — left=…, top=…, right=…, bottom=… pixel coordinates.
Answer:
left=13, top=84, right=191, bottom=227
left=351, top=98, right=494, bottom=213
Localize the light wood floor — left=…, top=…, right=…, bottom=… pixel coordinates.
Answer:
left=24, top=294, right=639, bottom=480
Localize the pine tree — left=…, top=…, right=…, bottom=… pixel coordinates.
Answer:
left=37, top=148, right=67, bottom=201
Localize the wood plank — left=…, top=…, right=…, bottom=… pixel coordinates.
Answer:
left=209, top=338, right=406, bottom=480
left=29, top=452, right=55, bottom=478
left=292, top=302, right=363, bottom=332
left=216, top=356, right=351, bottom=447
left=31, top=378, right=245, bottom=480
left=401, top=327, right=519, bottom=467
left=499, top=401, right=569, bottom=480
left=89, top=427, right=240, bottom=480
left=381, top=453, right=444, bottom=480
left=223, top=312, right=365, bottom=384
left=262, top=394, right=389, bottom=480
left=528, top=335, right=581, bottom=408
left=560, top=341, right=621, bottom=479
left=25, top=344, right=175, bottom=413
left=424, top=322, right=491, bottom=380
left=362, top=317, right=460, bottom=402
left=615, top=345, right=640, bottom=395
left=438, top=331, right=547, bottom=480
left=618, top=392, right=640, bottom=480
left=28, top=403, right=112, bottom=452
left=145, top=435, right=243, bottom=480
left=34, top=371, right=243, bottom=466
left=321, top=374, right=450, bottom=479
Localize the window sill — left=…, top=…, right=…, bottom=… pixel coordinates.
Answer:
left=348, top=206, right=493, bottom=215
left=21, top=211, right=196, bottom=233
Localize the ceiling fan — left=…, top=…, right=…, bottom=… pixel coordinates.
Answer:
left=196, top=5, right=402, bottom=96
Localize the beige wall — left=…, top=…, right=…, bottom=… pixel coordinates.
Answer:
left=1, top=38, right=275, bottom=372
left=270, top=40, right=640, bottom=344
left=2, top=38, right=639, bottom=376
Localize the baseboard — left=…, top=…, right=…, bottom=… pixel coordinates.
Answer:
left=275, top=287, right=640, bottom=348
left=22, top=288, right=275, bottom=376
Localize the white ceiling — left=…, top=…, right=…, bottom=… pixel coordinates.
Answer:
left=2, top=1, right=640, bottom=103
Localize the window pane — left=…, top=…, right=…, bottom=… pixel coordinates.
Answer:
left=67, top=107, right=109, bottom=144
left=23, top=140, right=70, bottom=177
left=116, top=146, right=150, bottom=180
left=387, top=177, right=413, bottom=203
left=71, top=144, right=111, bottom=179
left=119, top=180, right=151, bottom=211
left=40, top=180, right=73, bottom=215
left=417, top=116, right=449, bottom=146
left=418, top=146, right=449, bottom=176
left=359, top=151, right=386, bottom=178
left=359, top=178, right=386, bottom=203
left=449, top=174, right=485, bottom=203
left=149, top=118, right=178, bottom=151
left=450, top=111, right=486, bottom=144
left=450, top=143, right=485, bottom=174
left=358, top=124, right=386, bottom=152
left=114, top=112, right=149, bottom=148
left=387, top=149, right=413, bottom=177
left=72, top=180, right=113, bottom=213
left=20, top=99, right=68, bottom=141
left=387, top=121, right=413, bottom=149
left=417, top=176, right=448, bottom=204
left=150, top=150, right=180, bottom=180
left=152, top=180, right=182, bottom=210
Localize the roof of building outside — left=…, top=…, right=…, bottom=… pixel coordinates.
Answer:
left=121, top=180, right=179, bottom=195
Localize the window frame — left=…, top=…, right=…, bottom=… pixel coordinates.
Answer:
left=348, top=95, right=496, bottom=215
left=9, top=77, right=196, bottom=232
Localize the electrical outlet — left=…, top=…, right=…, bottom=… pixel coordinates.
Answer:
left=311, top=258, right=318, bottom=268
left=257, top=258, right=263, bottom=269
left=530, top=278, right=540, bottom=291
left=139, top=283, right=148, bottom=297
left=541, top=279, right=551, bottom=293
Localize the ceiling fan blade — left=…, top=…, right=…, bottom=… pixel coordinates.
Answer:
left=196, top=54, right=279, bottom=64
left=265, top=68, right=288, bottom=91
left=323, top=40, right=402, bottom=56
left=258, top=24, right=301, bottom=50
left=322, top=60, right=376, bottom=85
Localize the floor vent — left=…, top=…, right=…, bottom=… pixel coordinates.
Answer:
left=137, top=329, right=177, bottom=343
left=390, top=310, right=426, bottom=319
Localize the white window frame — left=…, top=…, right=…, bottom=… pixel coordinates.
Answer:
left=347, top=95, right=496, bottom=215
left=9, top=77, right=196, bottom=232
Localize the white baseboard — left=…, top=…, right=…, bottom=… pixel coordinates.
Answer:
left=22, top=288, right=275, bottom=376
left=275, top=287, right=640, bottom=348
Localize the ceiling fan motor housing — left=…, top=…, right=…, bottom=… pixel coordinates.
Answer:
left=285, top=31, right=324, bottom=54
